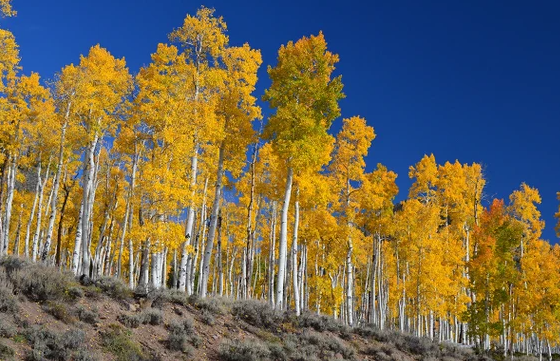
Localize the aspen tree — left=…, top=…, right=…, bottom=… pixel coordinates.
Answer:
left=70, top=45, right=131, bottom=276
left=168, top=7, right=227, bottom=293
left=329, top=116, right=375, bottom=325
left=263, top=32, right=343, bottom=310
left=200, top=44, right=262, bottom=298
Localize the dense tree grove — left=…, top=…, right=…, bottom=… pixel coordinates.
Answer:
left=2, top=6, right=560, bottom=358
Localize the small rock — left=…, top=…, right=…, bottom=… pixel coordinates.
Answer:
left=128, top=303, right=137, bottom=312
left=212, top=335, right=219, bottom=340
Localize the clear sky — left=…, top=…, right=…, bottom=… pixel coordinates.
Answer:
left=3, top=0, right=559, bottom=241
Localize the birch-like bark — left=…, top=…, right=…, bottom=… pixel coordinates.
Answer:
left=117, top=200, right=130, bottom=278
left=55, top=180, right=71, bottom=267
left=179, top=144, right=199, bottom=292
left=127, top=147, right=139, bottom=288
left=1, top=157, right=17, bottom=255
left=32, top=160, right=51, bottom=261
left=276, top=167, right=293, bottom=310
left=200, top=143, right=225, bottom=297
left=243, top=143, right=258, bottom=298
left=12, top=205, right=23, bottom=256
left=217, top=211, right=224, bottom=296
left=41, top=108, right=69, bottom=261
left=345, top=179, right=354, bottom=327
left=25, top=161, right=42, bottom=257
left=292, top=188, right=300, bottom=316
left=268, top=202, right=277, bottom=307
left=72, top=134, right=99, bottom=275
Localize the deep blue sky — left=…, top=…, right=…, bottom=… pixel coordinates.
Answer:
left=3, top=0, right=559, bottom=241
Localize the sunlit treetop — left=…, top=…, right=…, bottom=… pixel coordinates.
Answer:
left=168, top=6, right=228, bottom=64
left=0, top=29, right=20, bottom=90
left=263, top=32, right=344, bottom=171
left=0, top=0, right=15, bottom=17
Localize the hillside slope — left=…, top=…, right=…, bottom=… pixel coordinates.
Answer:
left=0, top=257, right=531, bottom=361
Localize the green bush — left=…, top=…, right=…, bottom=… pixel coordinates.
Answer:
left=95, top=277, right=132, bottom=300
left=0, top=269, right=18, bottom=313
left=151, top=289, right=188, bottom=307
left=77, top=306, right=99, bottom=325
left=218, top=339, right=271, bottom=361
left=141, top=308, right=163, bottom=326
left=0, top=255, right=28, bottom=276
left=267, top=342, right=288, bottom=361
left=11, top=264, right=76, bottom=302
left=295, top=311, right=341, bottom=332
left=73, top=349, right=100, bottom=361
left=0, top=315, right=16, bottom=338
left=100, top=324, right=145, bottom=361
left=192, top=296, right=226, bottom=314
left=166, top=318, right=196, bottom=353
left=68, top=286, right=85, bottom=299
left=0, top=340, right=15, bottom=359
left=117, top=313, right=142, bottom=328
left=43, top=301, right=75, bottom=323
left=25, top=326, right=85, bottom=360
left=200, top=308, right=215, bottom=325
left=298, top=330, right=354, bottom=360
left=232, top=299, right=282, bottom=330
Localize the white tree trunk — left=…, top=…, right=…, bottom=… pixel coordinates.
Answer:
left=276, top=167, right=293, bottom=310
left=268, top=201, right=277, bottom=307
left=127, top=148, right=139, bottom=288
left=200, top=144, right=225, bottom=298
left=179, top=145, right=198, bottom=292
left=72, top=197, right=85, bottom=274
left=1, top=157, right=17, bottom=255
left=73, top=135, right=99, bottom=275
left=24, top=162, right=42, bottom=258
left=32, top=161, right=51, bottom=261
left=41, top=119, right=68, bottom=261
left=292, top=190, right=300, bottom=316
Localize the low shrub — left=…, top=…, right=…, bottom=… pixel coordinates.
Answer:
left=43, top=301, right=75, bottom=323
left=100, top=324, right=145, bottom=361
left=150, top=289, right=188, bottom=307
left=298, top=330, right=354, bottom=360
left=0, top=340, right=15, bottom=359
left=440, top=342, right=475, bottom=360
left=512, top=356, right=539, bottom=361
left=142, top=308, right=163, bottom=326
left=0, top=316, right=17, bottom=338
left=295, top=311, right=341, bottom=332
left=117, top=313, right=142, bottom=328
left=118, top=308, right=164, bottom=328
left=11, top=264, right=76, bottom=302
left=190, top=333, right=202, bottom=348
left=200, top=309, right=215, bottom=325
left=73, top=349, right=100, bottom=361
left=218, top=339, right=271, bottom=361
left=166, top=318, right=196, bottom=353
left=0, top=269, right=18, bottom=313
left=95, top=277, right=132, bottom=300
left=267, top=342, right=288, bottom=361
left=68, top=286, right=84, bottom=299
left=77, top=306, right=99, bottom=325
left=192, top=297, right=225, bottom=314
left=25, top=326, right=85, bottom=360
left=0, top=255, right=28, bottom=276
left=232, top=299, right=282, bottom=330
